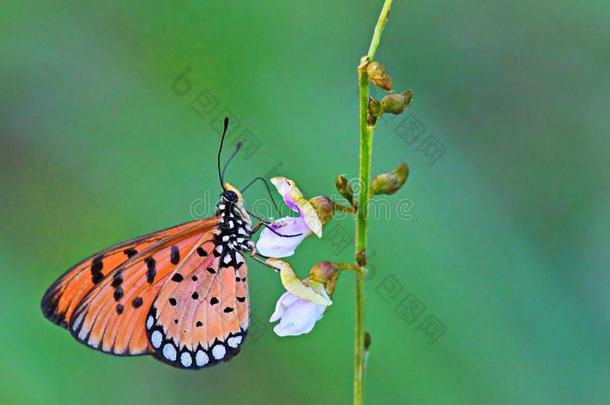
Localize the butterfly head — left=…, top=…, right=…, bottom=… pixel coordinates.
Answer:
left=222, top=183, right=244, bottom=207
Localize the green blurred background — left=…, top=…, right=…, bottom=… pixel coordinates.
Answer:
left=2, top=0, right=610, bottom=404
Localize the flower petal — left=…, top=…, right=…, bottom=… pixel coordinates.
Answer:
left=272, top=299, right=326, bottom=337
left=306, top=280, right=331, bottom=304
left=269, top=291, right=299, bottom=322
left=256, top=217, right=311, bottom=258
left=271, top=177, right=323, bottom=237
left=266, top=259, right=332, bottom=306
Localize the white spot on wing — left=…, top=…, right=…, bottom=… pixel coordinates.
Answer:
left=151, top=330, right=162, bottom=348
left=163, top=343, right=177, bottom=361
left=212, top=344, right=226, bottom=360
left=227, top=336, right=242, bottom=348
left=180, top=351, right=193, bottom=367
left=195, top=350, right=209, bottom=366
left=146, top=315, right=154, bottom=330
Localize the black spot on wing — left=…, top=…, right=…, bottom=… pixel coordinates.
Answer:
left=170, top=246, right=180, bottom=265
left=132, top=296, right=143, bottom=308
left=111, top=272, right=123, bottom=288
left=145, top=257, right=156, bottom=284
left=113, top=286, right=124, bottom=301
left=91, top=255, right=104, bottom=284
left=124, top=247, right=138, bottom=258
left=40, top=289, right=68, bottom=328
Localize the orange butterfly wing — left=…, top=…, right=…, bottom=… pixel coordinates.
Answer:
left=42, top=193, right=255, bottom=368
left=146, top=245, right=249, bottom=368
left=41, top=219, right=205, bottom=328
left=41, top=218, right=219, bottom=356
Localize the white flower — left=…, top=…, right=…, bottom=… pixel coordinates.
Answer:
left=266, top=258, right=333, bottom=337
left=256, top=177, right=325, bottom=258
left=269, top=290, right=329, bottom=337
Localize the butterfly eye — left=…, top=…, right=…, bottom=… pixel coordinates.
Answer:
left=223, top=190, right=238, bottom=203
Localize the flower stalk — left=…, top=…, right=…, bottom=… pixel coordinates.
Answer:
left=354, top=1, right=395, bottom=404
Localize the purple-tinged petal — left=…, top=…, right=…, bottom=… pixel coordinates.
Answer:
left=256, top=217, right=311, bottom=258
left=270, top=177, right=323, bottom=237
left=271, top=296, right=327, bottom=337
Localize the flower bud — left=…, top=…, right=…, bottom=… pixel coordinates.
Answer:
left=370, top=162, right=409, bottom=196
left=335, top=175, right=355, bottom=205
left=356, top=250, right=367, bottom=267
left=366, top=61, right=393, bottom=91
left=308, top=261, right=340, bottom=295
left=308, top=195, right=334, bottom=226
left=380, top=90, right=413, bottom=115
left=367, top=97, right=381, bottom=125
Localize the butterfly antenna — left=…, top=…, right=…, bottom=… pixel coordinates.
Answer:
left=221, top=142, right=242, bottom=184
left=241, top=177, right=281, bottom=216
left=217, top=117, right=230, bottom=189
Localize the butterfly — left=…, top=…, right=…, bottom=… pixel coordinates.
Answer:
left=41, top=118, right=280, bottom=369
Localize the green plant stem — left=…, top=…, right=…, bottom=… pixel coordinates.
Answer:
left=354, top=1, right=394, bottom=404
left=367, top=0, right=395, bottom=59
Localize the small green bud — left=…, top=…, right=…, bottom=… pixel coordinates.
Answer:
left=380, top=90, right=413, bottom=115
left=366, top=61, right=393, bottom=91
left=335, top=175, right=355, bottom=205
left=370, top=163, right=409, bottom=196
left=367, top=97, right=381, bottom=126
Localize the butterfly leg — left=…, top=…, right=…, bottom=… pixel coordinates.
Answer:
left=249, top=253, right=280, bottom=272
left=250, top=220, right=266, bottom=235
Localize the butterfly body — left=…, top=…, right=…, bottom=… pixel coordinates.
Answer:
left=41, top=185, right=256, bottom=369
